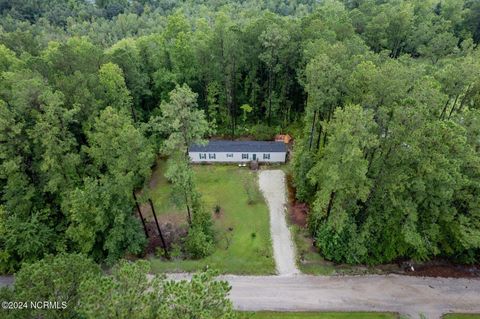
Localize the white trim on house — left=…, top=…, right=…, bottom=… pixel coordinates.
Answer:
left=189, top=151, right=286, bottom=163
left=188, top=140, right=287, bottom=163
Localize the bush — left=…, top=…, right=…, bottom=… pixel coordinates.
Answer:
left=184, top=226, right=214, bottom=259
left=192, top=206, right=215, bottom=242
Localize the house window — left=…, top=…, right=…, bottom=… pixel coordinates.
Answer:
left=242, top=153, right=249, bottom=159
left=199, top=153, right=207, bottom=160
left=209, top=153, right=216, bottom=159
left=226, top=153, right=234, bottom=158
left=263, top=153, right=270, bottom=160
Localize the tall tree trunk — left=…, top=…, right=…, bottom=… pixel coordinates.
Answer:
left=447, top=94, right=460, bottom=119
left=149, top=198, right=169, bottom=259
left=457, top=84, right=472, bottom=114
left=326, top=191, right=336, bottom=218
left=315, top=120, right=323, bottom=151
left=184, top=191, right=192, bottom=225
left=366, top=147, right=377, bottom=177
left=133, top=191, right=148, bottom=238
left=440, top=98, right=451, bottom=119
left=131, top=105, right=137, bottom=123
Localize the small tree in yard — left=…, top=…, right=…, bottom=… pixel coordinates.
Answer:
left=151, top=84, right=215, bottom=258
left=185, top=206, right=215, bottom=259
left=184, top=225, right=214, bottom=259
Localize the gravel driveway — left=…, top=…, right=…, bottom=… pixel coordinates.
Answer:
left=258, top=170, right=299, bottom=276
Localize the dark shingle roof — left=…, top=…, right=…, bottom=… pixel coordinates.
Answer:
left=189, top=140, right=287, bottom=153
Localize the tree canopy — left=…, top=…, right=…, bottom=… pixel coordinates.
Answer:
left=0, top=0, right=480, bottom=271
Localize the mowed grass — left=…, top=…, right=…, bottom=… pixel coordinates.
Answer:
left=242, top=312, right=398, bottom=319
left=149, top=162, right=275, bottom=275
left=443, top=315, right=480, bottom=319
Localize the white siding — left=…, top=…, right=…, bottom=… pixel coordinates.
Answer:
left=189, top=151, right=286, bottom=163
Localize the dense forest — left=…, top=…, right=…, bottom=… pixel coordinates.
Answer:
left=0, top=0, right=480, bottom=277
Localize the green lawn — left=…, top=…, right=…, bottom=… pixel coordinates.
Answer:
left=242, top=312, right=398, bottom=319
left=443, top=315, right=480, bottom=319
left=149, top=162, right=275, bottom=275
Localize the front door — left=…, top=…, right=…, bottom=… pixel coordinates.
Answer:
left=252, top=154, right=257, bottom=160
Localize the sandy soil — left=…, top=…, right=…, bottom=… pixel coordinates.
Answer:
left=258, top=170, right=300, bottom=276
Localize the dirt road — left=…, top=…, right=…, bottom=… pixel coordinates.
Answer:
left=168, top=273, right=480, bottom=318
left=258, top=170, right=299, bottom=276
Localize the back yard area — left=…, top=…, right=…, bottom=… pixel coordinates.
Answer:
left=145, top=160, right=275, bottom=275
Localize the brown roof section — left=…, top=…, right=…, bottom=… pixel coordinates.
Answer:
left=275, top=134, right=292, bottom=144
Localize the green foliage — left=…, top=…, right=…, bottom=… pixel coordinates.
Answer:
left=184, top=225, right=215, bottom=259
left=248, top=123, right=279, bottom=141
left=157, top=84, right=215, bottom=259
left=155, top=83, right=211, bottom=154
left=294, top=38, right=480, bottom=265
left=98, top=62, right=133, bottom=112
left=1, top=0, right=480, bottom=271
left=78, top=260, right=236, bottom=319
left=3, top=255, right=236, bottom=319
left=78, top=260, right=159, bottom=319
left=161, top=270, right=235, bottom=319
left=14, top=253, right=101, bottom=319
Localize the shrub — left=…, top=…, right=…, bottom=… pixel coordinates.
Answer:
left=184, top=226, right=214, bottom=259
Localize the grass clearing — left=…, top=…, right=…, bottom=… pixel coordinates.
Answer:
left=148, top=162, right=275, bottom=275
left=292, top=225, right=336, bottom=275
left=241, top=312, right=398, bottom=319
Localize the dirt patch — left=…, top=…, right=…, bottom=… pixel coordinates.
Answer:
left=213, top=208, right=224, bottom=220
left=290, top=202, right=309, bottom=227
left=145, top=220, right=188, bottom=255
left=285, top=173, right=309, bottom=227
left=404, top=263, right=480, bottom=278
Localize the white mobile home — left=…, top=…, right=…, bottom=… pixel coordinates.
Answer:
left=189, top=140, right=287, bottom=163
